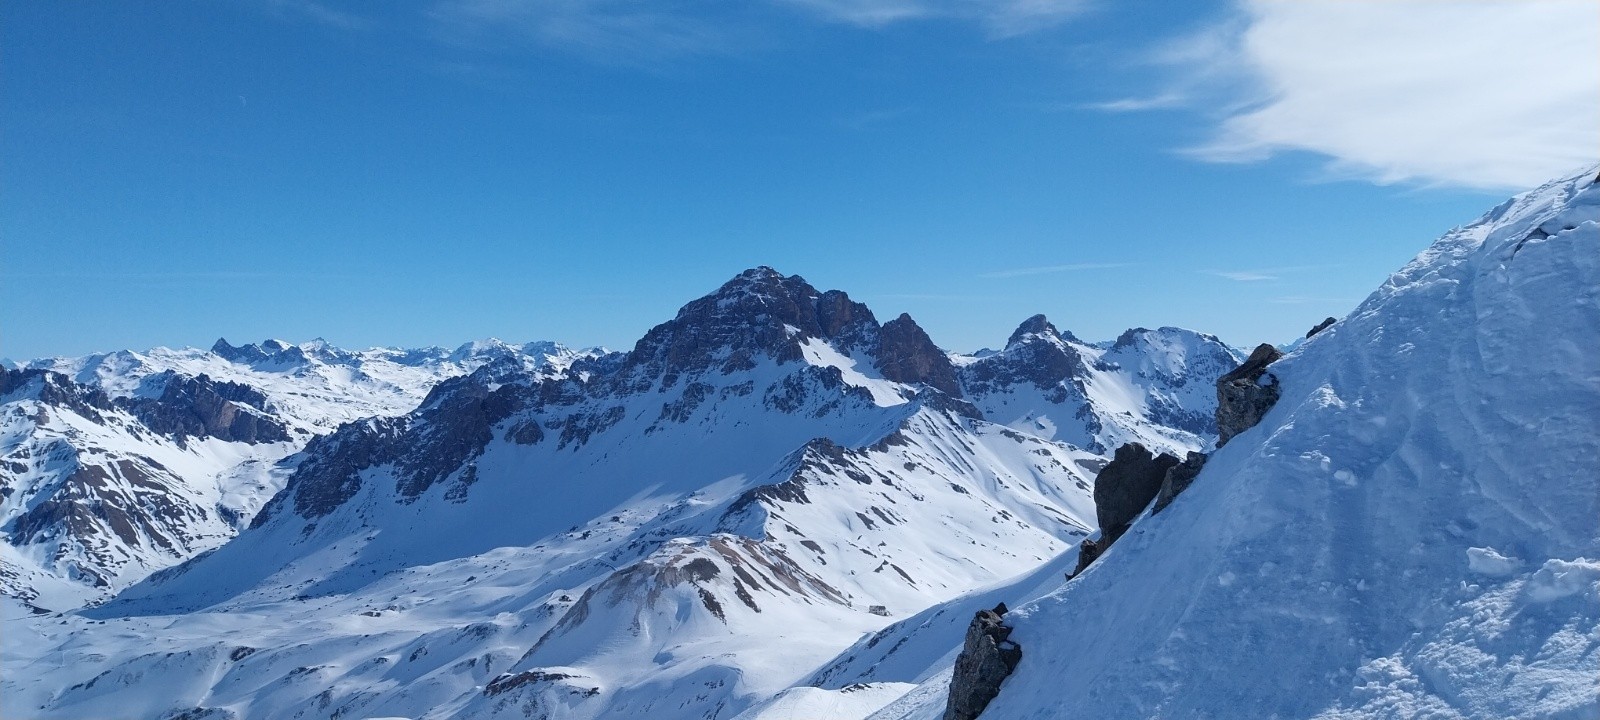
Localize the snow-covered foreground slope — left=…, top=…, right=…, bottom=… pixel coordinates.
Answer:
left=0, top=268, right=1234, bottom=720
left=1, top=340, right=587, bottom=609
left=871, top=167, right=1600, bottom=719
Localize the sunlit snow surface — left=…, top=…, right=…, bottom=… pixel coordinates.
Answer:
left=869, top=168, right=1600, bottom=719
left=0, top=340, right=590, bottom=608
left=1, top=327, right=1104, bottom=718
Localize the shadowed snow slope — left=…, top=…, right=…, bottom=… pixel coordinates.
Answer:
left=871, top=167, right=1600, bottom=719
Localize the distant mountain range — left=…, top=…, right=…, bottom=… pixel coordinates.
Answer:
left=2, top=266, right=1240, bottom=719
left=5, top=165, right=1594, bottom=720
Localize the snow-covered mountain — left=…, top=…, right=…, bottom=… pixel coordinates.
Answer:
left=1, top=339, right=590, bottom=609
left=955, top=315, right=1242, bottom=456
left=860, top=167, right=1600, bottom=718
left=0, top=268, right=1237, bottom=720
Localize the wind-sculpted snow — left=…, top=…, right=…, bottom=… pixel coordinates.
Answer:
left=870, top=167, right=1600, bottom=719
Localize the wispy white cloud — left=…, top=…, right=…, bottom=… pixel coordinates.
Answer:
left=979, top=262, right=1130, bottom=279
left=428, top=0, right=1093, bottom=61
left=1097, top=0, right=1600, bottom=191
left=1210, top=270, right=1277, bottom=282
left=1205, top=265, right=1322, bottom=282
left=1080, top=92, right=1187, bottom=113
left=780, top=0, right=1092, bottom=37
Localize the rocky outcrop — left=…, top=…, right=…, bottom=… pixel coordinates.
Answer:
left=943, top=603, right=1022, bottom=720
left=1073, top=443, right=1179, bottom=575
left=0, top=368, right=114, bottom=422
left=1306, top=317, right=1337, bottom=338
left=119, top=372, right=290, bottom=446
left=257, top=367, right=535, bottom=523
left=210, top=338, right=308, bottom=366
left=1152, top=451, right=1207, bottom=514
left=877, top=313, right=963, bottom=397
left=1215, top=343, right=1284, bottom=447
left=963, top=315, right=1083, bottom=394
left=620, top=268, right=880, bottom=386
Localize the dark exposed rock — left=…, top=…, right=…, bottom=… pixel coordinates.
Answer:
left=162, top=708, right=237, bottom=720
left=1093, top=443, right=1180, bottom=541
left=210, top=338, right=313, bottom=367
left=963, top=316, right=1083, bottom=394
left=484, top=670, right=580, bottom=697
left=1006, top=314, right=1079, bottom=348
left=117, top=372, right=290, bottom=445
left=210, top=338, right=270, bottom=364
left=1152, top=451, right=1208, bottom=514
left=9, top=457, right=205, bottom=582
left=913, top=388, right=984, bottom=421
left=256, top=417, right=407, bottom=525
left=613, top=267, right=961, bottom=403
left=943, top=603, right=1022, bottom=720
left=1072, top=443, right=1179, bottom=576
left=620, top=267, right=880, bottom=386
left=1215, top=343, right=1284, bottom=447
left=877, top=314, right=963, bottom=397
left=1, top=368, right=114, bottom=422
left=1306, top=317, right=1337, bottom=338
left=258, top=366, right=535, bottom=523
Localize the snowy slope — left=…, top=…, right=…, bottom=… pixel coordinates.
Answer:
left=2, top=339, right=588, bottom=609
left=1, top=269, right=1119, bottom=720
left=872, top=166, right=1600, bottom=718
left=957, top=316, right=1242, bottom=456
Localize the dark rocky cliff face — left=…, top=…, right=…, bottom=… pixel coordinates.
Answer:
left=119, top=372, right=290, bottom=446
left=255, top=367, right=542, bottom=524
left=1073, top=442, right=1180, bottom=576
left=1092, top=443, right=1180, bottom=539
left=943, top=603, right=1022, bottom=720
left=877, top=313, right=963, bottom=397
left=962, top=315, right=1084, bottom=396
left=617, top=268, right=882, bottom=388
left=1152, top=451, right=1208, bottom=514
left=1215, top=343, right=1284, bottom=447
left=617, top=267, right=960, bottom=397
left=1, top=368, right=114, bottom=422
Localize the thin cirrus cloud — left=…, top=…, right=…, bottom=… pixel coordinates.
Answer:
left=427, top=0, right=1093, bottom=61
left=1204, top=265, right=1322, bottom=282
left=978, top=262, right=1130, bottom=279
left=1093, top=0, right=1600, bottom=191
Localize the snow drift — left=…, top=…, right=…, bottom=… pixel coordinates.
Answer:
left=872, top=166, right=1600, bottom=718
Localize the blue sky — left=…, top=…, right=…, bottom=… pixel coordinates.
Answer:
left=3, top=0, right=1594, bottom=359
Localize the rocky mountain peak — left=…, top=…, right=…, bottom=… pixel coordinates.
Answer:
left=1005, top=314, right=1063, bottom=349
left=621, top=268, right=885, bottom=386
left=878, top=313, right=963, bottom=397
left=210, top=338, right=310, bottom=366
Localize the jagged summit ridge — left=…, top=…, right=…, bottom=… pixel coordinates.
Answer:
left=618, top=267, right=958, bottom=396
left=959, top=318, right=1242, bottom=455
